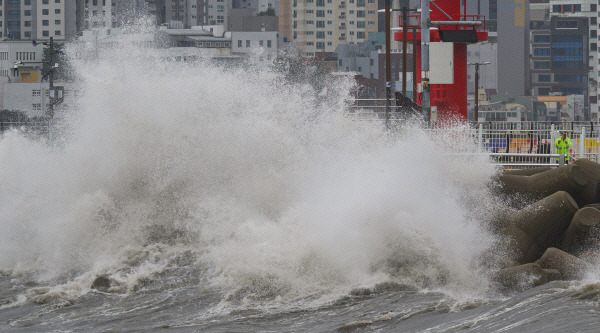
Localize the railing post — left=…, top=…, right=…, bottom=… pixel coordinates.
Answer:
left=478, top=123, right=483, bottom=152
left=550, top=124, right=556, bottom=155
left=580, top=126, right=585, bottom=160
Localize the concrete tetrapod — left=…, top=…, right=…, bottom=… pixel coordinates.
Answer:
left=536, top=247, right=590, bottom=280
left=572, top=159, right=600, bottom=205
left=502, top=191, right=579, bottom=264
left=91, top=276, right=111, bottom=292
left=504, top=166, right=552, bottom=176
left=496, top=263, right=548, bottom=292
left=498, top=165, right=586, bottom=201
left=560, top=207, right=600, bottom=254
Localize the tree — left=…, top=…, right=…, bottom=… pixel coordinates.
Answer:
left=257, top=7, right=276, bottom=16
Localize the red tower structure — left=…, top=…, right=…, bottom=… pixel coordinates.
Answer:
left=395, top=0, right=488, bottom=121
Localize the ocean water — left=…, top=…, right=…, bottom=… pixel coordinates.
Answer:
left=1, top=24, right=600, bottom=332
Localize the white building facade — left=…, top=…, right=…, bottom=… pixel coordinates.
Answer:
left=281, top=0, right=379, bottom=57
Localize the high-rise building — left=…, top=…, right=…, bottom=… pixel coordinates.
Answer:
left=163, top=0, right=233, bottom=28
left=0, top=0, right=82, bottom=41
left=279, top=0, right=379, bottom=57
left=497, top=0, right=530, bottom=101
left=549, top=0, right=597, bottom=120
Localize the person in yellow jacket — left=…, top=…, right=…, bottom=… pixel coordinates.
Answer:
left=554, top=131, right=572, bottom=164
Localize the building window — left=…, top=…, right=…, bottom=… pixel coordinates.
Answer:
left=55, top=20, right=61, bottom=25
left=42, top=20, right=49, bottom=26
left=538, top=74, right=551, bottom=82
left=246, top=40, right=250, bottom=47
left=55, top=9, right=61, bottom=14
left=238, top=40, right=242, bottom=47
left=43, top=30, right=49, bottom=37
left=534, top=61, right=551, bottom=69
left=55, top=30, right=61, bottom=35
left=42, top=9, right=49, bottom=15
left=555, top=20, right=578, bottom=29
left=534, top=48, right=550, bottom=56
left=267, top=40, right=272, bottom=47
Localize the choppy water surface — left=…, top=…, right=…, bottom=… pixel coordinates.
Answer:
left=1, top=24, right=600, bottom=332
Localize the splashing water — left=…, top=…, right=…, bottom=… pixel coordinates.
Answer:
left=0, top=24, right=500, bottom=314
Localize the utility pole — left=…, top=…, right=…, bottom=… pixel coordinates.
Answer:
left=385, top=0, right=392, bottom=128
left=474, top=62, right=479, bottom=122
left=421, top=0, right=431, bottom=125
left=47, top=37, right=54, bottom=119
left=412, top=25, right=417, bottom=102
left=402, top=7, right=407, bottom=97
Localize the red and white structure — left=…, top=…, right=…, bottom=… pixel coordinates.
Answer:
left=395, top=0, right=488, bottom=121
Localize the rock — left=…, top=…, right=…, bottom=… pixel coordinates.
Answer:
left=498, top=165, right=586, bottom=201
left=502, top=191, right=578, bottom=264
left=560, top=207, right=600, bottom=254
left=536, top=248, right=590, bottom=280
left=496, top=263, right=548, bottom=292
left=91, top=276, right=111, bottom=291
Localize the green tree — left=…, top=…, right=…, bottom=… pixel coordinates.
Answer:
left=257, top=7, right=276, bottom=16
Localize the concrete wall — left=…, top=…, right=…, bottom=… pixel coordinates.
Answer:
left=3, top=82, right=71, bottom=117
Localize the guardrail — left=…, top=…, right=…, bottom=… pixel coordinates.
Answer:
left=489, top=153, right=565, bottom=169
left=3, top=118, right=599, bottom=170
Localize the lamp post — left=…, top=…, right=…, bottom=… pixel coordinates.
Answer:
left=468, top=61, right=490, bottom=123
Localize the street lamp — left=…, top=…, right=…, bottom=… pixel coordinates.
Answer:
left=468, top=61, right=491, bottom=122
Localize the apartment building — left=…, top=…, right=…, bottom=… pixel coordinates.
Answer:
left=0, top=0, right=81, bottom=41
left=549, top=0, right=598, bottom=119
left=280, top=0, right=378, bottom=57
left=164, top=0, right=233, bottom=28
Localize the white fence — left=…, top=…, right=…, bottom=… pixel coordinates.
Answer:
left=476, top=123, right=600, bottom=165
left=3, top=119, right=600, bottom=169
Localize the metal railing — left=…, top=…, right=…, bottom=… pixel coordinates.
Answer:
left=4, top=118, right=600, bottom=170
left=488, top=153, right=565, bottom=169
